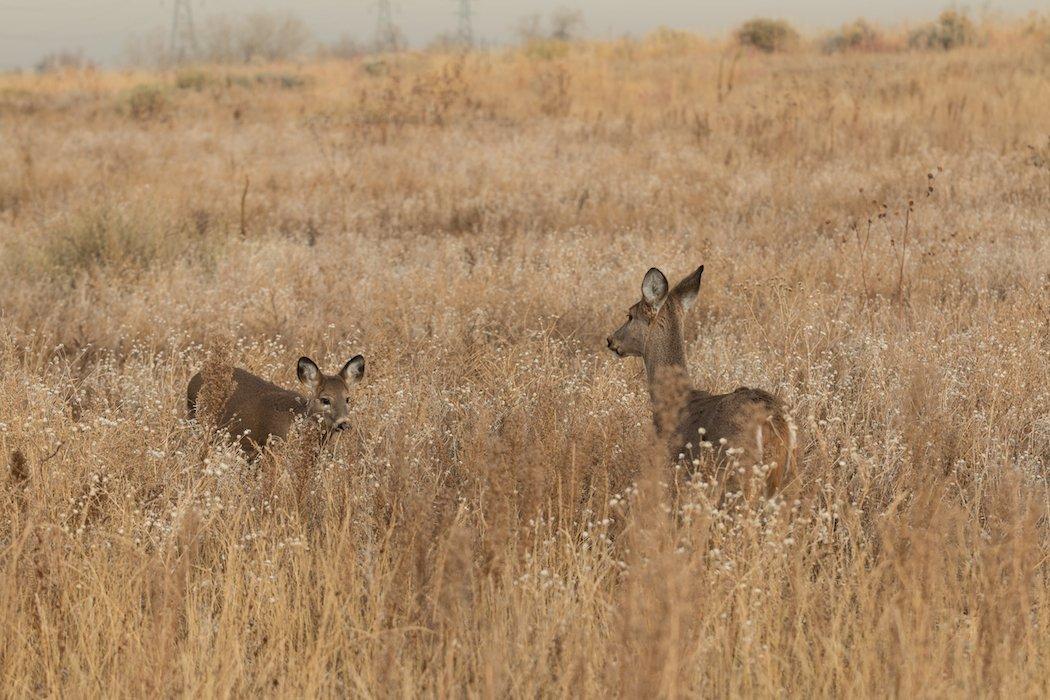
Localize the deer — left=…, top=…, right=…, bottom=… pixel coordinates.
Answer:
left=606, top=266, right=796, bottom=496
left=186, top=355, right=365, bottom=455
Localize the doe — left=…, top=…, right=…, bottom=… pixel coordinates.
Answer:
left=187, top=355, right=365, bottom=454
left=607, top=266, right=796, bottom=495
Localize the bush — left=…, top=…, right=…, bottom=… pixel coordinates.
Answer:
left=122, top=84, right=168, bottom=121
left=736, top=18, right=800, bottom=53
left=824, top=19, right=883, bottom=53
left=175, top=70, right=210, bottom=91
left=427, top=32, right=470, bottom=53
left=217, top=73, right=309, bottom=92
left=523, top=39, right=571, bottom=61
left=549, top=9, right=585, bottom=42
left=1, top=202, right=218, bottom=281
left=195, top=11, right=313, bottom=63
left=29, top=205, right=168, bottom=278
left=1020, top=14, right=1050, bottom=44
left=320, top=34, right=366, bottom=60
left=908, top=10, right=978, bottom=50
left=251, top=73, right=309, bottom=90
left=642, top=27, right=699, bottom=58
left=516, top=8, right=586, bottom=53
left=237, top=12, right=312, bottom=62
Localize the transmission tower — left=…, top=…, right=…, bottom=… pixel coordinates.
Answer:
left=374, top=0, right=397, bottom=51
left=454, top=0, right=474, bottom=47
left=169, top=0, right=198, bottom=61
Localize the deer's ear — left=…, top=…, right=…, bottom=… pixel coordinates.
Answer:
left=672, top=265, right=703, bottom=311
left=341, top=355, right=365, bottom=383
left=297, top=357, right=321, bottom=390
left=641, top=268, right=669, bottom=309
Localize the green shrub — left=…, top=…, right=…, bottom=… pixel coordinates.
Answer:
left=362, top=60, right=388, bottom=77
left=736, top=18, right=800, bottom=53
left=824, top=19, right=883, bottom=53
left=1, top=203, right=217, bottom=281
left=1020, top=14, right=1050, bottom=44
left=225, top=75, right=254, bottom=89
left=251, top=73, right=308, bottom=89
left=122, top=84, right=168, bottom=121
left=42, top=206, right=167, bottom=276
left=175, top=70, right=210, bottom=91
left=908, top=10, right=978, bottom=50
left=218, top=73, right=309, bottom=91
left=644, top=27, right=697, bottom=56
left=523, top=39, right=571, bottom=61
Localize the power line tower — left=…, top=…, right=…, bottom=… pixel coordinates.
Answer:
left=169, top=0, right=198, bottom=62
left=454, top=0, right=474, bottom=48
left=373, top=0, right=398, bottom=51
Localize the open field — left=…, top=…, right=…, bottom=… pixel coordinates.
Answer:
left=1, top=31, right=1049, bottom=696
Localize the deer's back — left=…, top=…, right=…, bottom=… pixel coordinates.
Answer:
left=675, top=387, right=794, bottom=491
left=187, top=368, right=307, bottom=452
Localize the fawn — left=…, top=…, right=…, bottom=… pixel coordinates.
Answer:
left=607, top=266, right=796, bottom=495
left=187, top=355, right=365, bottom=454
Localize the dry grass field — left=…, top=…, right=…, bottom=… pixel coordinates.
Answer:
left=1, top=27, right=1049, bottom=696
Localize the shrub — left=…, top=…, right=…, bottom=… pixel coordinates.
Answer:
left=174, top=70, right=210, bottom=91
left=236, top=12, right=312, bottom=62
left=362, top=60, right=388, bottom=77
left=523, top=39, right=571, bottom=61
left=643, top=27, right=699, bottom=58
left=174, top=70, right=213, bottom=91
left=549, top=9, right=585, bottom=42
left=251, top=73, right=309, bottom=89
left=321, top=34, right=367, bottom=60
left=516, top=8, right=586, bottom=56
left=35, top=205, right=168, bottom=277
left=908, top=10, right=978, bottom=50
left=1020, top=14, right=1050, bottom=44
left=824, top=19, right=883, bottom=53
left=196, top=11, right=313, bottom=63
left=736, top=18, right=800, bottom=53
left=217, top=73, right=309, bottom=91
left=122, top=84, right=168, bottom=121
left=0, top=202, right=217, bottom=281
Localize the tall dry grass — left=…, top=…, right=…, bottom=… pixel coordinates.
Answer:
left=1, top=28, right=1048, bottom=696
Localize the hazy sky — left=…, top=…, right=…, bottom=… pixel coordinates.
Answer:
left=0, top=1, right=1045, bottom=69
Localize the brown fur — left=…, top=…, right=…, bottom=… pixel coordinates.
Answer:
left=187, top=356, right=364, bottom=455
left=608, top=266, right=796, bottom=495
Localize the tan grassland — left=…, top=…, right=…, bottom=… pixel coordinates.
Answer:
left=1, top=26, right=1049, bottom=696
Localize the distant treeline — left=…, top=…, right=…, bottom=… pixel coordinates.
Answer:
left=28, top=8, right=1050, bottom=72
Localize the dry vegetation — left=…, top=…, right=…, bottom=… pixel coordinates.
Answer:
left=1, top=24, right=1049, bottom=696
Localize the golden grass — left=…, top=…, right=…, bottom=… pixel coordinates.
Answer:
left=1, top=30, right=1049, bottom=696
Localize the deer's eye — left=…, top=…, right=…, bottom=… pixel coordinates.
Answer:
left=320, top=397, right=331, bottom=407
left=345, top=397, right=351, bottom=405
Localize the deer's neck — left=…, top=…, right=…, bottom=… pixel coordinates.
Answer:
left=642, top=320, right=692, bottom=436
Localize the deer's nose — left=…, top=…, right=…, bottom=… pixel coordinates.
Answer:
left=334, top=420, right=351, bottom=432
